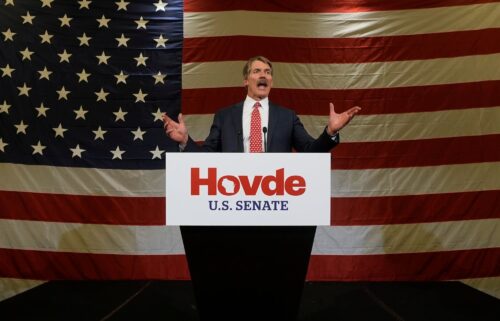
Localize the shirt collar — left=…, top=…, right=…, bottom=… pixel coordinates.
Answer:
left=244, top=96, right=268, bottom=107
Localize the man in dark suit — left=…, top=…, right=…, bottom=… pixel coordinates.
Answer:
left=162, top=56, right=361, bottom=321
left=163, top=56, right=360, bottom=151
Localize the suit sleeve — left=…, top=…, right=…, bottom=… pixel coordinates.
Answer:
left=292, top=113, right=339, bottom=153
left=183, top=112, right=222, bottom=152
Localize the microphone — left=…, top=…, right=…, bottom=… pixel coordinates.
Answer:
left=262, top=127, right=268, bottom=153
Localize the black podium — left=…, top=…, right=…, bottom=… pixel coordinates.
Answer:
left=181, top=226, right=316, bottom=321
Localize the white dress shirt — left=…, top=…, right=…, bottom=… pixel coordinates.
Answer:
left=242, top=96, right=269, bottom=153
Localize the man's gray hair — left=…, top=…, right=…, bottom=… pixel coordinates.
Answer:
left=242, top=56, right=273, bottom=79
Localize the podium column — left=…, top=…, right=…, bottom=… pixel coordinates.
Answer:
left=181, top=226, right=316, bottom=321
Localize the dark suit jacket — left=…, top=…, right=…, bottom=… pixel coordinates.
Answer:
left=184, top=101, right=339, bottom=153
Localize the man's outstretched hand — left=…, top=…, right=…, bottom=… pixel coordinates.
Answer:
left=327, top=103, right=361, bottom=135
left=163, top=113, right=188, bottom=145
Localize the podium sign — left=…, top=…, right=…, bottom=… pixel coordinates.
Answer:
left=165, top=153, right=330, bottom=226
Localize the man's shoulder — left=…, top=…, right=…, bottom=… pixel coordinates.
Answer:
left=270, top=101, right=296, bottom=116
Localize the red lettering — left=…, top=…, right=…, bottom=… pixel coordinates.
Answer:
left=261, top=168, right=285, bottom=196
left=285, top=176, right=306, bottom=196
left=239, top=175, right=263, bottom=196
left=218, top=175, right=240, bottom=196
left=191, top=168, right=217, bottom=195
left=191, top=168, right=306, bottom=196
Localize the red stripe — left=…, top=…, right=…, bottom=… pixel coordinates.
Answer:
left=0, top=191, right=165, bottom=225
left=193, top=135, right=500, bottom=169
left=2, top=247, right=498, bottom=281
left=184, top=0, right=499, bottom=13
left=331, top=191, right=500, bottom=226
left=332, top=135, right=500, bottom=169
left=2, top=189, right=499, bottom=226
left=0, top=248, right=189, bottom=280
left=307, top=248, right=500, bottom=281
left=181, top=81, right=500, bottom=115
left=184, top=29, right=500, bottom=63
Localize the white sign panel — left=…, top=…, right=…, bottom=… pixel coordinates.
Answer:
left=165, top=153, right=330, bottom=226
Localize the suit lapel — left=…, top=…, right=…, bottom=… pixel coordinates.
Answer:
left=231, top=102, right=244, bottom=152
left=267, top=102, right=279, bottom=152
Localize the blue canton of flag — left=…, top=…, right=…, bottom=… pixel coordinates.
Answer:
left=0, top=0, right=183, bottom=170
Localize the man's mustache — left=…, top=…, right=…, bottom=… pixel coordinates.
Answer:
left=257, top=78, right=268, bottom=86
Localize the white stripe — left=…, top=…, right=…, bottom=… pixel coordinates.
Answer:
left=312, top=219, right=500, bottom=255
left=0, top=219, right=184, bottom=255
left=332, top=162, right=500, bottom=197
left=461, top=277, right=500, bottom=299
left=1, top=161, right=499, bottom=197
left=0, top=278, right=45, bottom=302
left=1, top=219, right=497, bottom=256
left=183, top=54, right=500, bottom=90
left=0, top=163, right=165, bottom=196
left=183, top=114, right=215, bottom=142
left=184, top=3, right=500, bottom=38
left=184, top=107, right=500, bottom=143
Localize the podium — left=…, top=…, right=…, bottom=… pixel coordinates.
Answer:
left=166, top=154, right=330, bottom=321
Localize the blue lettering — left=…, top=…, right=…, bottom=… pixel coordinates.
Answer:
left=232, top=200, right=289, bottom=211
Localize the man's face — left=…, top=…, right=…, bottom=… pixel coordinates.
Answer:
left=244, top=60, right=273, bottom=100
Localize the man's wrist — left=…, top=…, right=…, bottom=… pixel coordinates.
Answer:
left=178, top=136, right=188, bottom=151
left=326, top=126, right=339, bottom=137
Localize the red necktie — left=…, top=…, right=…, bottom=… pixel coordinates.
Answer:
left=249, top=102, right=262, bottom=153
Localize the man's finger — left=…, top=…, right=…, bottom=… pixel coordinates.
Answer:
left=346, top=106, right=361, bottom=117
left=178, top=113, right=184, bottom=126
left=329, top=102, right=335, bottom=115
left=162, top=114, right=173, bottom=125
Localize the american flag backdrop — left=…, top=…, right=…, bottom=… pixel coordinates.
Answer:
left=1, top=0, right=500, bottom=300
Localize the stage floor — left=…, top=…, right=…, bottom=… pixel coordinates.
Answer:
left=1, top=281, right=499, bottom=320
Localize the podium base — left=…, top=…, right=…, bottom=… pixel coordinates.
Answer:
left=181, top=226, right=316, bottom=321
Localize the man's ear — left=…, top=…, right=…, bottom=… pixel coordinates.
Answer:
left=243, top=78, right=248, bottom=87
